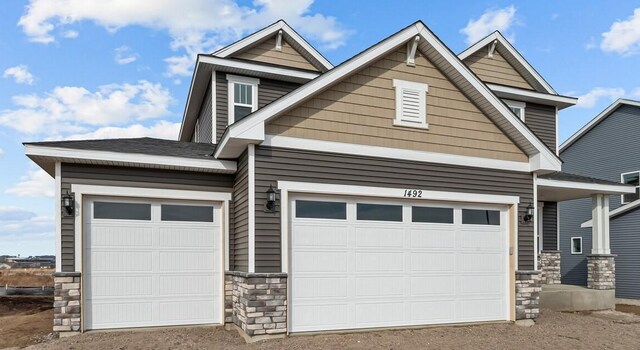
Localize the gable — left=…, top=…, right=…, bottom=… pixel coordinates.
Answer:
left=232, top=36, right=320, bottom=72
left=265, top=46, right=528, bottom=163
left=464, top=46, right=534, bottom=90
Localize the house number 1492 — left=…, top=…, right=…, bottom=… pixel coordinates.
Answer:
left=403, top=189, right=422, bottom=198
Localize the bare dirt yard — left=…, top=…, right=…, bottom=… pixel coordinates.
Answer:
left=0, top=296, right=55, bottom=349
left=11, top=309, right=640, bottom=350
left=0, top=269, right=54, bottom=288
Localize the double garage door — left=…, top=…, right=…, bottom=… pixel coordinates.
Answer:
left=290, top=196, right=509, bottom=332
left=83, top=197, right=222, bottom=330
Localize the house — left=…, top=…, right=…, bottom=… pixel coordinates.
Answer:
left=24, top=20, right=633, bottom=338
left=559, top=99, right=640, bottom=300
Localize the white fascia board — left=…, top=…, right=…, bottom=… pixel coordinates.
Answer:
left=487, top=84, right=577, bottom=109
left=179, top=57, right=203, bottom=141
left=278, top=181, right=520, bottom=205
left=25, top=145, right=237, bottom=173
left=581, top=198, right=640, bottom=228
left=530, top=152, right=562, bottom=172
left=537, top=178, right=635, bottom=194
left=214, top=20, right=333, bottom=71
left=458, top=32, right=556, bottom=95
left=560, top=99, right=640, bottom=152
left=200, top=56, right=319, bottom=81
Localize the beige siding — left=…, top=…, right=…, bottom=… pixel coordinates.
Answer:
left=464, top=48, right=534, bottom=90
left=233, top=37, right=319, bottom=72
left=266, top=47, right=528, bottom=163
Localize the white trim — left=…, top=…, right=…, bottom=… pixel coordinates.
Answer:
left=556, top=204, right=560, bottom=250
left=571, top=237, right=583, bottom=255
left=211, top=70, right=217, bottom=144
left=555, top=106, right=559, bottom=156
left=560, top=99, right=640, bottom=152
left=224, top=199, right=230, bottom=271
left=55, top=162, right=62, bottom=272
left=537, top=202, right=544, bottom=254
left=537, top=177, right=635, bottom=194
left=581, top=197, right=640, bottom=228
left=393, top=79, right=429, bottom=129
left=264, top=135, right=532, bottom=172
left=487, top=84, right=577, bottom=109
left=213, top=20, right=333, bottom=71
left=533, top=173, right=538, bottom=270
left=504, top=99, right=526, bottom=121
left=275, top=30, right=283, bottom=51
left=458, top=32, right=556, bottom=94
left=620, top=171, right=640, bottom=204
left=25, top=145, right=237, bottom=173
left=216, top=22, right=562, bottom=172
left=227, top=74, right=260, bottom=125
left=406, top=36, right=420, bottom=65
left=199, top=56, right=320, bottom=81
left=248, top=144, right=256, bottom=273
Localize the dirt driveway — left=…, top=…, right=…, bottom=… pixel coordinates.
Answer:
left=0, top=296, right=55, bottom=349
left=17, top=309, right=640, bottom=350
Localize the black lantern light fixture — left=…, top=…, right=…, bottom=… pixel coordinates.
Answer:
left=265, top=185, right=277, bottom=212
left=523, top=203, right=534, bottom=223
left=61, top=191, right=74, bottom=215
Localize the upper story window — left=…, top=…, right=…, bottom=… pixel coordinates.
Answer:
left=621, top=171, right=640, bottom=204
left=392, top=79, right=429, bottom=129
left=227, top=74, right=259, bottom=124
left=505, top=100, right=526, bottom=121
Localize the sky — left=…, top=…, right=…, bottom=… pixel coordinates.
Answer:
left=1, top=1, right=640, bottom=256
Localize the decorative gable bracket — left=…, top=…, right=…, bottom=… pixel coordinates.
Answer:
left=275, top=30, right=283, bottom=51
left=406, top=36, right=420, bottom=66
left=488, top=39, right=498, bottom=58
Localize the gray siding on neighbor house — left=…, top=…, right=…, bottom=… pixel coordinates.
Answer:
left=214, top=72, right=300, bottom=144
left=253, top=146, right=535, bottom=273
left=542, top=202, right=558, bottom=251
left=193, top=82, right=213, bottom=143
left=232, top=151, right=249, bottom=272
left=610, top=209, right=640, bottom=299
left=60, top=163, right=235, bottom=272
left=524, top=102, right=556, bottom=152
left=560, top=104, right=640, bottom=288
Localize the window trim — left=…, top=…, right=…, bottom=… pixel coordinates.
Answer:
left=392, top=79, right=429, bottom=129
left=621, top=171, right=640, bottom=204
left=227, top=74, right=259, bottom=125
left=504, top=99, right=526, bottom=121
left=571, top=237, right=583, bottom=255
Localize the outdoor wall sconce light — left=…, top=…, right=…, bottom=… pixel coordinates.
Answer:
left=523, top=203, right=534, bottom=223
left=61, top=191, right=74, bottom=216
left=266, top=185, right=277, bottom=212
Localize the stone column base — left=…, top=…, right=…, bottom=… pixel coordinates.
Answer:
left=587, top=255, right=616, bottom=290
left=53, top=272, right=81, bottom=335
left=538, top=251, right=561, bottom=285
left=226, top=271, right=287, bottom=338
left=515, top=271, right=541, bottom=320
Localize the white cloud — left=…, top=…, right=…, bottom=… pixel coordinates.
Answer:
left=0, top=210, right=54, bottom=248
left=5, top=169, right=55, bottom=198
left=114, top=46, right=138, bottom=65
left=0, top=207, right=37, bottom=221
left=3, top=65, right=35, bottom=85
left=601, top=8, right=640, bottom=55
left=18, top=0, right=350, bottom=76
left=575, top=87, right=625, bottom=108
left=62, top=30, right=78, bottom=38
left=64, top=120, right=180, bottom=140
left=0, top=80, right=173, bottom=136
left=461, top=5, right=518, bottom=44
left=0, top=148, right=4, bottom=158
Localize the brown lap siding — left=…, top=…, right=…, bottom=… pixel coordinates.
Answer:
left=59, top=164, right=235, bottom=272
left=253, top=146, right=535, bottom=273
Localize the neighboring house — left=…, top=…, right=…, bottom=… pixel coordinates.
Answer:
left=559, top=99, right=640, bottom=299
left=24, top=20, right=632, bottom=338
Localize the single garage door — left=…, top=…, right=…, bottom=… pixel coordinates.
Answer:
left=83, top=197, right=222, bottom=330
left=290, top=196, right=508, bottom=332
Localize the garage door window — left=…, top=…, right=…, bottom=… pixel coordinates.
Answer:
left=295, top=200, right=346, bottom=220
left=161, top=204, right=214, bottom=222
left=412, top=206, right=454, bottom=224
left=94, top=202, right=151, bottom=221
left=357, top=203, right=402, bottom=222
left=462, top=209, right=500, bottom=225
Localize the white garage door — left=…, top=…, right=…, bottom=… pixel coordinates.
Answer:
left=290, top=196, right=508, bottom=332
left=83, top=197, right=222, bottom=330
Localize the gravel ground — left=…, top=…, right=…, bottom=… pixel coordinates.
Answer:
left=20, top=309, right=640, bottom=350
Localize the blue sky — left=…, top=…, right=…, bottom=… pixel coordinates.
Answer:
left=1, top=0, right=640, bottom=256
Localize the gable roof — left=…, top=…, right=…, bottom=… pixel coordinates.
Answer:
left=458, top=31, right=557, bottom=95
left=215, top=21, right=561, bottom=172
left=560, top=99, right=640, bottom=152
left=213, top=20, right=333, bottom=73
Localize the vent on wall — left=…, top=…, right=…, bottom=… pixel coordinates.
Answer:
left=393, top=79, right=429, bottom=129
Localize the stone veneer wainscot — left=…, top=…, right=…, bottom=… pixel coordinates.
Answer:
left=515, top=270, right=541, bottom=320
left=538, top=251, right=561, bottom=285
left=587, top=255, right=616, bottom=290
left=53, top=272, right=81, bottom=335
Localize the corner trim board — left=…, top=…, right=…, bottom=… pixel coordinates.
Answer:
left=55, top=161, right=62, bottom=272
left=248, top=145, right=256, bottom=273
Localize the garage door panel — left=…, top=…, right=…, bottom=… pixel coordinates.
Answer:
left=293, top=277, right=348, bottom=299
left=459, top=229, right=504, bottom=250
left=293, top=251, right=348, bottom=273
left=459, top=253, right=504, bottom=273
left=88, top=301, right=153, bottom=328
left=355, top=252, right=404, bottom=272
left=90, top=251, right=153, bottom=272
left=355, top=227, right=404, bottom=248
left=460, top=299, right=504, bottom=320
left=459, top=275, right=505, bottom=295
left=158, top=251, right=215, bottom=272
left=88, top=225, right=153, bottom=247
left=355, top=276, right=404, bottom=297
left=294, top=224, right=348, bottom=247
left=409, top=300, right=456, bottom=322
left=410, top=276, right=455, bottom=296
left=292, top=304, right=349, bottom=330
left=158, top=227, right=215, bottom=248
left=88, top=275, right=154, bottom=297
left=409, top=228, right=456, bottom=249
left=159, top=275, right=215, bottom=296
left=410, top=252, right=455, bottom=272
left=355, top=301, right=404, bottom=325
left=158, top=300, right=217, bottom=322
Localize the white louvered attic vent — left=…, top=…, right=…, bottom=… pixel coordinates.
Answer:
left=393, top=79, right=429, bottom=129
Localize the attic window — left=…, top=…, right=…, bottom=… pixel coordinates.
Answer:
left=392, top=79, right=429, bottom=129
left=505, top=99, right=526, bottom=121
left=227, top=74, right=259, bottom=124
